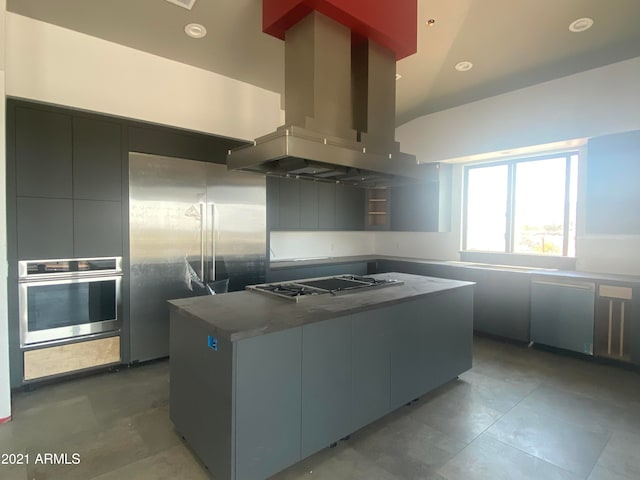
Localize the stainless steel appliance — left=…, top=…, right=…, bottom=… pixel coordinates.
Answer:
left=247, top=275, right=403, bottom=302
left=530, top=279, right=595, bottom=355
left=227, top=11, right=427, bottom=187
left=128, top=152, right=266, bottom=362
left=18, top=257, right=122, bottom=346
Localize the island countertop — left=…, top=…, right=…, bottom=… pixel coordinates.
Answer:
left=168, top=272, right=474, bottom=342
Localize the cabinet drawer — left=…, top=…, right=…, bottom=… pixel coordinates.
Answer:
left=24, top=336, right=120, bottom=381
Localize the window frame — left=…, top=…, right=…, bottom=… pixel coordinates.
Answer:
left=462, top=152, right=577, bottom=257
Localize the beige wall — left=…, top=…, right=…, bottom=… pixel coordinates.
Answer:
left=5, top=13, right=283, bottom=141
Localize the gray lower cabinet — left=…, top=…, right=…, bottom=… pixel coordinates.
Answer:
left=169, top=285, right=473, bottom=480
left=391, top=290, right=473, bottom=409
left=235, top=329, right=302, bottom=480
left=351, top=308, right=391, bottom=431
left=170, top=313, right=302, bottom=480
left=530, top=279, right=596, bottom=355
left=302, top=317, right=352, bottom=457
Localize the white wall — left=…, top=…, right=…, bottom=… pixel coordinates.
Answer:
left=397, top=56, right=640, bottom=163
left=395, top=57, right=640, bottom=274
left=5, top=13, right=283, bottom=140
left=270, top=231, right=375, bottom=261
left=1, top=0, right=12, bottom=423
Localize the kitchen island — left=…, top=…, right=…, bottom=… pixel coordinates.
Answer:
left=168, top=272, right=474, bottom=480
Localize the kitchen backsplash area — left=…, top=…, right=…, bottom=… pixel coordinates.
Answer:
left=269, top=231, right=375, bottom=261
left=269, top=230, right=461, bottom=262
left=374, top=231, right=460, bottom=261
left=576, top=235, right=640, bottom=276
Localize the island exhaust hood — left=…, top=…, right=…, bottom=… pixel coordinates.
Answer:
left=227, top=11, right=426, bottom=187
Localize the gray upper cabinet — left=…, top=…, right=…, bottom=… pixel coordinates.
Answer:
left=17, top=197, right=74, bottom=260
left=317, top=182, right=336, bottom=229
left=299, top=180, right=319, bottom=229
left=389, top=163, right=451, bottom=232
left=267, top=177, right=364, bottom=230
left=335, top=184, right=365, bottom=230
left=266, top=176, right=280, bottom=229
left=73, top=200, right=123, bottom=257
left=12, top=103, right=124, bottom=260
left=390, top=182, right=439, bottom=232
left=73, top=117, right=123, bottom=201
left=16, top=107, right=73, bottom=198
left=278, top=177, right=301, bottom=229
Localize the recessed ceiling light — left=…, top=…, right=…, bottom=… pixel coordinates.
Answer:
left=185, top=23, right=207, bottom=39
left=396, top=73, right=402, bottom=80
left=569, top=17, right=594, bottom=33
left=426, top=19, right=436, bottom=27
left=165, top=0, right=197, bottom=10
left=455, top=61, right=473, bottom=72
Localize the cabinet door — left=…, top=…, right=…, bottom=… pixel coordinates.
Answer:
left=235, top=328, right=302, bottom=480
left=318, top=182, right=336, bottom=229
left=302, top=316, right=352, bottom=457
left=390, top=183, right=439, bottom=232
left=299, top=180, right=319, bottom=229
left=531, top=280, right=595, bottom=354
left=16, top=107, right=72, bottom=198
left=73, top=200, right=123, bottom=257
left=594, top=285, right=633, bottom=362
left=73, top=117, right=123, bottom=201
left=278, top=177, right=301, bottom=229
left=351, top=308, right=390, bottom=431
left=335, top=184, right=364, bottom=230
left=17, top=197, right=73, bottom=259
left=266, top=176, right=280, bottom=229
left=390, top=292, right=473, bottom=409
left=462, top=269, right=531, bottom=342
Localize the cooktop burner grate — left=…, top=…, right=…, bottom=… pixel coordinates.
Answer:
left=247, top=274, right=403, bottom=302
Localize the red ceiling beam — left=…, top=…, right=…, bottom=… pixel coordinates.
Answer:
left=263, top=0, right=417, bottom=60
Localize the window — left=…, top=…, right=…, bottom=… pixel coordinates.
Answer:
left=463, top=153, right=578, bottom=256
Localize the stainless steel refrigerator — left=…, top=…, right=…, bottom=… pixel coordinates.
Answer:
left=128, top=152, right=266, bottom=362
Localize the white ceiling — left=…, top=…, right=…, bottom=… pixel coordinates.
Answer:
left=7, top=0, right=640, bottom=125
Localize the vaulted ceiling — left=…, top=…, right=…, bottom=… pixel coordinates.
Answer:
left=8, top=0, right=640, bottom=125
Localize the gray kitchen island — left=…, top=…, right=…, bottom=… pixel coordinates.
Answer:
left=168, top=272, right=474, bottom=480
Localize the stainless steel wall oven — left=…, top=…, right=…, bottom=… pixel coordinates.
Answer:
left=18, top=257, right=122, bottom=347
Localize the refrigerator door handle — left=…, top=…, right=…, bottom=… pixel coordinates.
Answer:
left=199, top=203, right=205, bottom=283
left=210, top=203, right=216, bottom=282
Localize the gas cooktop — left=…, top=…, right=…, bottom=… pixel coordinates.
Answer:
left=246, top=275, right=403, bottom=302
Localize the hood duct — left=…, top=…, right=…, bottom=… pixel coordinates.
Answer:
left=227, top=11, right=425, bottom=187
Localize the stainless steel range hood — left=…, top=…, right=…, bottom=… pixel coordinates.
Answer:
left=227, top=11, right=425, bottom=187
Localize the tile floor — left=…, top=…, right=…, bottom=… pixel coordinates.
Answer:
left=1, top=336, right=639, bottom=480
